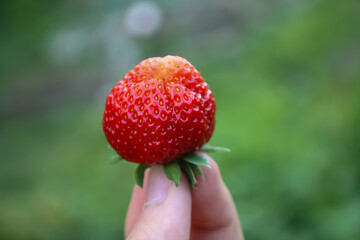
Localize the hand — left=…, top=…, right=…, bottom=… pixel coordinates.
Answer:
left=125, top=154, right=244, bottom=240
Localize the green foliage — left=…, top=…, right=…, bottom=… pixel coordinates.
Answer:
left=182, top=152, right=210, bottom=167
left=135, top=164, right=149, bottom=188
left=163, top=161, right=182, bottom=187
left=0, top=0, right=360, bottom=239
left=200, top=144, right=231, bottom=153
left=179, top=160, right=197, bottom=189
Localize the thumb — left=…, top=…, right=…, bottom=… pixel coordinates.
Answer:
left=126, top=166, right=192, bottom=240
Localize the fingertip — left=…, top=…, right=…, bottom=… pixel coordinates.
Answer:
left=194, top=153, right=222, bottom=188
left=191, top=153, right=243, bottom=240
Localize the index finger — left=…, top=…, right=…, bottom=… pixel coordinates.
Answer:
left=190, top=154, right=244, bottom=240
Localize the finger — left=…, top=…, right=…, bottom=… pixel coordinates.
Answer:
left=125, top=169, right=149, bottom=236
left=190, top=154, right=244, bottom=240
left=126, top=165, right=192, bottom=240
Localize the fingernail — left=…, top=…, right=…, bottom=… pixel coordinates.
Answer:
left=145, top=166, right=171, bottom=206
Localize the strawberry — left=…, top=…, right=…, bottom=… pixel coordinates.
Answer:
left=103, top=56, right=228, bottom=188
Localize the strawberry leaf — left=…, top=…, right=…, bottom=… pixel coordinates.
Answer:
left=135, top=164, right=149, bottom=188
left=108, top=144, right=124, bottom=164
left=107, top=144, right=117, bottom=151
left=183, top=152, right=210, bottom=167
left=179, top=161, right=197, bottom=189
left=200, top=144, right=231, bottom=153
left=109, top=155, right=124, bottom=165
left=190, top=163, right=204, bottom=179
left=163, top=161, right=181, bottom=187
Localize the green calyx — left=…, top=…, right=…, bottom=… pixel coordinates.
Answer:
left=134, top=144, right=230, bottom=189
left=108, top=144, right=230, bottom=189
left=107, top=145, right=124, bottom=164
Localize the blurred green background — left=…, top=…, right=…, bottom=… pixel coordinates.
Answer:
left=1, top=0, right=360, bottom=239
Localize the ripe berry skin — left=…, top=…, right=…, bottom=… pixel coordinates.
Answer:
left=103, top=56, right=216, bottom=165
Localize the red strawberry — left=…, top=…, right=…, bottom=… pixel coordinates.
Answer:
left=103, top=56, right=226, bottom=187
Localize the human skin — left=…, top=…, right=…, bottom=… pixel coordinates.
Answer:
left=125, top=154, right=244, bottom=240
